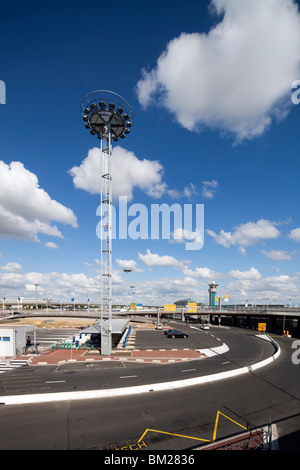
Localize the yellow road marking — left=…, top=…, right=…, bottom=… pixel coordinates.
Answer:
left=138, top=410, right=248, bottom=445
left=213, top=411, right=247, bottom=441
left=138, top=428, right=211, bottom=443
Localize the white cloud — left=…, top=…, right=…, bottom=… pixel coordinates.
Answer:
left=138, top=249, right=185, bottom=269
left=207, top=219, right=281, bottom=249
left=202, top=180, right=218, bottom=199
left=288, top=227, right=300, bottom=243
left=261, top=249, right=292, bottom=261
left=226, top=273, right=298, bottom=302
left=0, top=264, right=298, bottom=305
left=0, top=262, right=22, bottom=272
left=115, top=258, right=143, bottom=273
left=45, top=242, right=58, bottom=249
left=184, top=183, right=198, bottom=200
left=136, top=0, right=300, bottom=141
left=69, top=146, right=168, bottom=201
left=183, top=266, right=215, bottom=279
left=228, top=267, right=262, bottom=280
left=0, top=161, right=78, bottom=242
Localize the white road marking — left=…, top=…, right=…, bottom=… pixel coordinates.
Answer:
left=120, top=375, right=138, bottom=379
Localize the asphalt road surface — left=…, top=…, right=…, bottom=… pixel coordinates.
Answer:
left=0, top=326, right=299, bottom=450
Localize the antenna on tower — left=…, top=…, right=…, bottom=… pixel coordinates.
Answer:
left=81, top=90, right=133, bottom=355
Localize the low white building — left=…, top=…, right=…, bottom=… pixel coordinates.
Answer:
left=0, top=325, right=36, bottom=357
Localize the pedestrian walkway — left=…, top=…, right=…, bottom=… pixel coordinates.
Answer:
left=0, top=359, right=28, bottom=374
left=14, top=347, right=206, bottom=366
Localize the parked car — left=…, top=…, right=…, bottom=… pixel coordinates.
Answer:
left=156, top=324, right=162, bottom=330
left=167, top=330, right=188, bottom=338
left=200, top=325, right=210, bottom=330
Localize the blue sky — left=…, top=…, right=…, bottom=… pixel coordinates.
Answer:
left=0, top=0, right=300, bottom=305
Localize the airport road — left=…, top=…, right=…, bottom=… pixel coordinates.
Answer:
left=0, top=327, right=299, bottom=450
left=0, top=326, right=275, bottom=394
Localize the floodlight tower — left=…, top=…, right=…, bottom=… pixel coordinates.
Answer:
left=81, top=90, right=133, bottom=355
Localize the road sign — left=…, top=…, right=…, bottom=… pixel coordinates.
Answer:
left=164, top=304, right=176, bottom=312
left=187, top=302, right=197, bottom=313
left=258, top=323, right=266, bottom=332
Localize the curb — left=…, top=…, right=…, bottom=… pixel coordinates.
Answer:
left=0, top=335, right=280, bottom=406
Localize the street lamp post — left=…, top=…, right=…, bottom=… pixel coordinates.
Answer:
left=81, top=90, right=133, bottom=356
left=34, top=284, right=39, bottom=310
left=123, top=269, right=132, bottom=311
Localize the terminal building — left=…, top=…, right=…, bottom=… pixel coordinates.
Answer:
left=2, top=297, right=47, bottom=308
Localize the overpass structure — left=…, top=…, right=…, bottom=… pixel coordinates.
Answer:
left=1, top=302, right=300, bottom=336
left=125, top=305, right=300, bottom=337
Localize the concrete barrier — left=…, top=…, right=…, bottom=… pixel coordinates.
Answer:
left=0, top=334, right=280, bottom=406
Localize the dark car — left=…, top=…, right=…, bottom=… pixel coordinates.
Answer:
left=166, top=330, right=188, bottom=338
left=164, top=329, right=176, bottom=335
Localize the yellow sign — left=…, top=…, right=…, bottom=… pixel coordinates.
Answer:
left=258, top=323, right=266, bottom=332
left=164, top=304, right=176, bottom=312
left=187, top=302, right=197, bottom=313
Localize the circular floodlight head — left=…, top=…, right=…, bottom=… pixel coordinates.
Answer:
left=81, top=90, right=133, bottom=140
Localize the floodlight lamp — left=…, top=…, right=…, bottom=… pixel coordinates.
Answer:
left=90, top=103, right=97, bottom=110
left=126, top=121, right=131, bottom=127
left=124, top=128, right=130, bottom=134
left=85, top=108, right=90, bottom=114
left=108, top=102, right=115, bottom=109
left=82, top=115, right=89, bottom=122
left=117, top=107, right=123, bottom=114
left=99, top=101, right=105, bottom=108
left=123, top=113, right=129, bottom=120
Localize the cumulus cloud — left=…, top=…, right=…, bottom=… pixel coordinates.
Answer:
left=0, top=262, right=22, bottom=272
left=0, top=263, right=298, bottom=305
left=202, top=180, right=218, bottom=199
left=228, top=267, right=262, bottom=280
left=183, top=266, right=215, bottom=279
left=226, top=273, right=298, bottom=302
left=45, top=242, right=58, bottom=249
left=288, top=227, right=300, bottom=243
left=207, top=219, right=281, bottom=250
left=0, top=161, right=78, bottom=242
left=136, top=0, right=300, bottom=141
left=69, top=146, right=168, bottom=201
left=138, top=249, right=185, bottom=269
left=261, top=249, right=292, bottom=261
left=115, top=258, right=143, bottom=273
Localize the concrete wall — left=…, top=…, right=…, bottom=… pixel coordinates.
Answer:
left=0, top=328, right=15, bottom=356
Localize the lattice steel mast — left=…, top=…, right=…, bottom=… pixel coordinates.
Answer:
left=81, top=90, right=133, bottom=355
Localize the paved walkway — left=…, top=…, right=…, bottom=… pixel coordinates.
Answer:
left=14, top=347, right=206, bottom=366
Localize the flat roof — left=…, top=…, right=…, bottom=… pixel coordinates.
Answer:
left=81, top=319, right=129, bottom=335
left=0, top=325, right=36, bottom=332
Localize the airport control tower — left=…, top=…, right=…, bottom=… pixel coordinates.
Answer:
left=208, top=282, right=219, bottom=306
